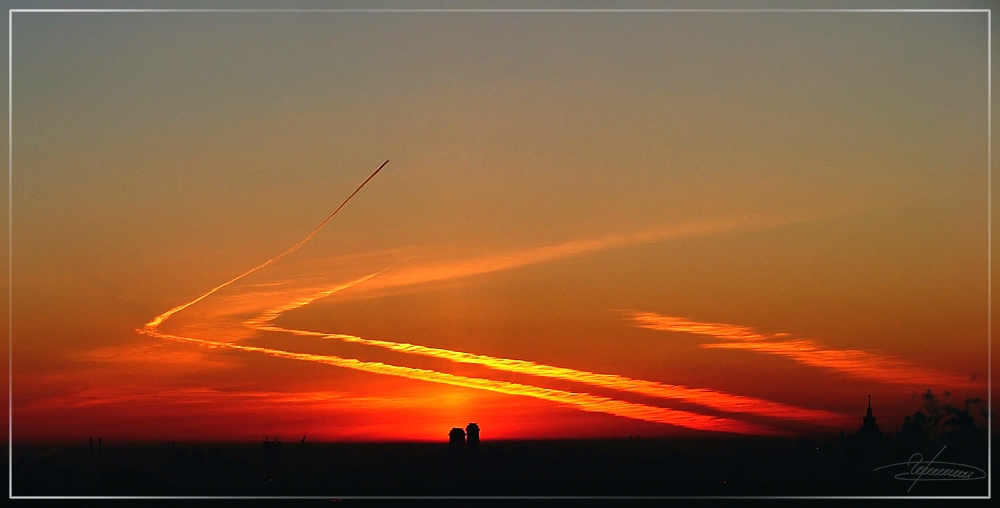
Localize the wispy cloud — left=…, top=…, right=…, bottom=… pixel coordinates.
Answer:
left=242, top=271, right=387, bottom=330
left=625, top=311, right=980, bottom=390
left=83, top=342, right=231, bottom=373
left=342, top=215, right=803, bottom=297
left=627, top=312, right=774, bottom=342
left=21, top=387, right=422, bottom=411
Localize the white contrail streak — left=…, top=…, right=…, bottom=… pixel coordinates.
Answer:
left=142, top=160, right=389, bottom=330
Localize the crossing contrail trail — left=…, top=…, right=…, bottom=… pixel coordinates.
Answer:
left=141, top=268, right=782, bottom=435
left=141, top=327, right=780, bottom=435
left=134, top=162, right=814, bottom=435
left=242, top=283, right=847, bottom=424
left=142, top=160, right=389, bottom=331
left=237, top=268, right=850, bottom=425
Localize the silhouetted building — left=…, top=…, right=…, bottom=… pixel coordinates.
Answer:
left=856, top=395, right=883, bottom=438
left=466, top=423, right=480, bottom=450
left=449, top=427, right=465, bottom=449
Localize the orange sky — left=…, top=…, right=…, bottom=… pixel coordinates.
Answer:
left=5, top=8, right=994, bottom=443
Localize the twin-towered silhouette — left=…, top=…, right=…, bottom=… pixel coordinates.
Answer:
left=449, top=423, right=481, bottom=451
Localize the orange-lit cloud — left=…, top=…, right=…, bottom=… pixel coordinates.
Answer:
left=242, top=271, right=387, bottom=330
left=146, top=214, right=788, bottom=336
left=625, top=311, right=980, bottom=390
left=337, top=214, right=805, bottom=297
left=191, top=219, right=785, bottom=328
left=84, top=342, right=231, bottom=373
left=701, top=340, right=979, bottom=389
left=148, top=213, right=801, bottom=335
left=626, top=312, right=773, bottom=342
left=27, top=387, right=417, bottom=411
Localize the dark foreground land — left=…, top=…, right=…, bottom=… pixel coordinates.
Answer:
left=12, top=435, right=989, bottom=497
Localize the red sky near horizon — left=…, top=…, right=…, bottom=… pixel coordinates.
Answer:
left=7, top=11, right=992, bottom=443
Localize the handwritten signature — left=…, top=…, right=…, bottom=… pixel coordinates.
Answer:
left=873, top=446, right=986, bottom=492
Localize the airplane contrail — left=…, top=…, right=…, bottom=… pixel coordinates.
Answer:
left=142, top=160, right=389, bottom=331
left=141, top=270, right=781, bottom=435
left=134, top=161, right=803, bottom=435
left=242, top=282, right=848, bottom=424
left=142, top=327, right=781, bottom=435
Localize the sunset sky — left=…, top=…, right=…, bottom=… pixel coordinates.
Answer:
left=6, top=5, right=993, bottom=443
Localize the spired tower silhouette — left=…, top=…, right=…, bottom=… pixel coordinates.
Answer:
left=856, top=394, right=883, bottom=438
